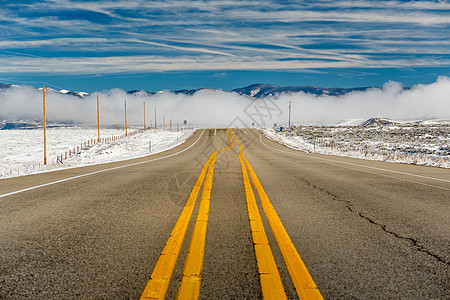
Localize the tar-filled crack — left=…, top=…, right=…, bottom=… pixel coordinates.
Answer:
left=300, top=177, right=449, bottom=266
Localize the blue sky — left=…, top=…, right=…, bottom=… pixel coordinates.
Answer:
left=0, top=0, right=449, bottom=92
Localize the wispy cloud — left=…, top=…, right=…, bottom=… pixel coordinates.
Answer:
left=0, top=0, right=448, bottom=75
left=1, top=55, right=448, bottom=75
left=129, top=39, right=235, bottom=57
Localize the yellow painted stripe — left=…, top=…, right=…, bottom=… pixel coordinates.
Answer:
left=140, top=153, right=216, bottom=300
left=176, top=129, right=235, bottom=299
left=241, top=152, right=323, bottom=299
left=231, top=129, right=287, bottom=300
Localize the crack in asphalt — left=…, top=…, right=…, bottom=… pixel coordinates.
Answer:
left=299, top=177, right=449, bottom=266
left=299, top=177, right=354, bottom=211
left=358, top=212, right=449, bottom=266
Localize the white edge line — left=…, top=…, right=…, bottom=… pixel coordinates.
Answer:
left=0, top=129, right=206, bottom=199
left=257, top=131, right=450, bottom=190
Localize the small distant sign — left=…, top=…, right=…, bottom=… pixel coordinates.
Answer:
left=280, top=126, right=283, bottom=132
left=184, top=120, right=187, bottom=125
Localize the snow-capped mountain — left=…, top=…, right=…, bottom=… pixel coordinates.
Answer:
left=231, top=84, right=377, bottom=98
left=126, top=84, right=381, bottom=98
left=333, top=117, right=403, bottom=127
left=0, top=83, right=19, bottom=89
left=0, top=82, right=403, bottom=99
left=0, top=120, right=41, bottom=130
left=127, top=88, right=206, bottom=96
left=0, top=83, right=90, bottom=98
left=59, top=89, right=90, bottom=98
left=360, top=117, right=401, bottom=126
left=335, top=117, right=450, bottom=127
left=37, top=87, right=90, bottom=98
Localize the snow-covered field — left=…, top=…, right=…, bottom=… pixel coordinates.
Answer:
left=263, top=122, right=450, bottom=168
left=0, top=127, right=193, bottom=178
left=2, top=121, right=448, bottom=180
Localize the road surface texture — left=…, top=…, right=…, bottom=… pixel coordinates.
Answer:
left=1, top=128, right=449, bottom=299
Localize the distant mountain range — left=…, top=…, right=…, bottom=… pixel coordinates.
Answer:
left=128, top=84, right=381, bottom=98
left=0, top=83, right=89, bottom=98
left=0, top=83, right=18, bottom=89
left=334, top=117, right=450, bottom=127
left=230, top=84, right=378, bottom=97
left=1, top=83, right=388, bottom=99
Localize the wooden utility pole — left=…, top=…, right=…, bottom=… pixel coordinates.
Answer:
left=154, top=106, right=157, bottom=129
left=143, top=101, right=146, bottom=129
left=43, top=84, right=47, bottom=165
left=288, top=100, right=292, bottom=128
left=97, top=95, right=100, bottom=142
left=125, top=99, right=128, bottom=136
left=170, top=120, right=172, bottom=132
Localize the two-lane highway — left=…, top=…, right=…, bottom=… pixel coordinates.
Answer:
left=1, top=129, right=449, bottom=299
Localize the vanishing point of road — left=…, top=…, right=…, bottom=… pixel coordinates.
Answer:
left=1, top=129, right=449, bottom=299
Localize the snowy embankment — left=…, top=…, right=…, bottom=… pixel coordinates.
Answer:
left=0, top=127, right=193, bottom=178
left=262, top=124, right=450, bottom=168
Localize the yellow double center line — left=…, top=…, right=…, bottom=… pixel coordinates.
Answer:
left=231, top=129, right=322, bottom=300
left=140, top=129, right=234, bottom=300
left=141, top=129, right=321, bottom=299
left=176, top=130, right=234, bottom=298
left=232, top=130, right=287, bottom=298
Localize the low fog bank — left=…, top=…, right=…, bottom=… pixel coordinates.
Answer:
left=1, top=76, right=449, bottom=128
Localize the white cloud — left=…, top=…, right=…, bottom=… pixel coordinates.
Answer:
left=284, top=76, right=450, bottom=124
left=0, top=53, right=448, bottom=75
left=129, top=39, right=235, bottom=57
left=0, top=0, right=448, bottom=74
left=1, top=77, right=449, bottom=127
left=0, top=38, right=109, bottom=48
left=228, top=8, right=450, bottom=26
left=312, top=0, right=450, bottom=11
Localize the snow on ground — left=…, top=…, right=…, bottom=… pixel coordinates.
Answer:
left=0, top=127, right=193, bottom=178
left=262, top=124, right=450, bottom=168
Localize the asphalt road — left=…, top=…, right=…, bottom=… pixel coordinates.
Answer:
left=0, top=128, right=449, bottom=299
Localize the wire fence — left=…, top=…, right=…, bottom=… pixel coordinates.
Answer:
left=265, top=125, right=450, bottom=168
